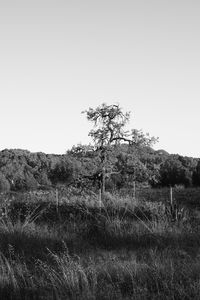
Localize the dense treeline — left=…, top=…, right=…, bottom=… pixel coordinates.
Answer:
left=0, top=147, right=199, bottom=192
left=0, top=149, right=79, bottom=192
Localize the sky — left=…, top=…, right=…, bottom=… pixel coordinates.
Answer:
left=0, top=0, right=200, bottom=157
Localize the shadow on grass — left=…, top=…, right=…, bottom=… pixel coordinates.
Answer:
left=0, top=225, right=78, bottom=263
left=85, top=225, right=200, bottom=256
left=8, top=201, right=152, bottom=224
left=0, top=286, right=47, bottom=300
left=0, top=219, right=198, bottom=263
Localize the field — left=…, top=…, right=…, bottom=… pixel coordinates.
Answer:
left=0, top=188, right=200, bottom=299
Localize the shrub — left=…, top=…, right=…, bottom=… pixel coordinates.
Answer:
left=0, top=173, right=10, bottom=192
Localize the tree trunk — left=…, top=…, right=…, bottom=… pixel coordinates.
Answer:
left=102, top=166, right=106, bottom=197
left=100, top=146, right=106, bottom=200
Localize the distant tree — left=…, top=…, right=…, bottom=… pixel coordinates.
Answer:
left=193, top=160, right=200, bottom=186
left=36, top=172, right=51, bottom=187
left=24, top=173, right=38, bottom=190
left=0, top=173, right=10, bottom=192
left=49, top=156, right=81, bottom=186
left=83, top=103, right=158, bottom=198
left=115, top=152, right=148, bottom=187
left=159, top=156, right=193, bottom=187
left=13, top=170, right=25, bottom=191
left=67, top=144, right=101, bottom=190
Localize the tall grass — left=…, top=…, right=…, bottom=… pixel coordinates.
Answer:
left=0, top=189, right=198, bottom=299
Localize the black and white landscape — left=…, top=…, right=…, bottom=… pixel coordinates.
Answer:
left=0, top=1, right=200, bottom=299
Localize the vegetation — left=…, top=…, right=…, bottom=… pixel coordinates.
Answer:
left=0, top=188, right=198, bottom=299
left=0, top=102, right=199, bottom=298
left=82, top=103, right=157, bottom=198
left=0, top=104, right=199, bottom=193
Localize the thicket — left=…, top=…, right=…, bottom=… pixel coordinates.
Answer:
left=0, top=147, right=199, bottom=192
left=0, top=103, right=199, bottom=192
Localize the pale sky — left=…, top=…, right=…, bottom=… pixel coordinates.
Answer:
left=0, top=0, right=200, bottom=157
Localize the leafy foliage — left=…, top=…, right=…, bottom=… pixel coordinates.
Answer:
left=0, top=146, right=198, bottom=192
left=0, top=173, right=10, bottom=192
left=0, top=100, right=199, bottom=192
left=82, top=103, right=158, bottom=195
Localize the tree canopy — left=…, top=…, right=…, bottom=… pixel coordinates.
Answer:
left=0, top=104, right=198, bottom=192
left=82, top=103, right=158, bottom=195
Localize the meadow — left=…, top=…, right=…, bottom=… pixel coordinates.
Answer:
left=0, top=187, right=200, bottom=299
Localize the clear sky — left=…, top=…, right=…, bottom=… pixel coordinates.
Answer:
left=0, top=0, right=200, bottom=157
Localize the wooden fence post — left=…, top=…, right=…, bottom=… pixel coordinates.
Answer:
left=99, top=188, right=102, bottom=208
left=133, top=181, right=136, bottom=200
left=56, top=189, right=59, bottom=214
left=170, top=186, right=173, bottom=206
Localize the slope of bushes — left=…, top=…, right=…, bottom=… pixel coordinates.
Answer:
left=0, top=147, right=199, bottom=192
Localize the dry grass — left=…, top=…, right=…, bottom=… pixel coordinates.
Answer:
left=0, top=189, right=198, bottom=299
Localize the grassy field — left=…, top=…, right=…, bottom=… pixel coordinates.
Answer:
left=0, top=188, right=199, bottom=299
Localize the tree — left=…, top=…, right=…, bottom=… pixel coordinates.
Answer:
left=0, top=173, right=10, bottom=192
left=193, top=159, right=200, bottom=186
left=67, top=144, right=101, bottom=190
left=83, top=103, right=158, bottom=198
left=49, top=156, right=81, bottom=186
left=159, top=156, right=192, bottom=187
